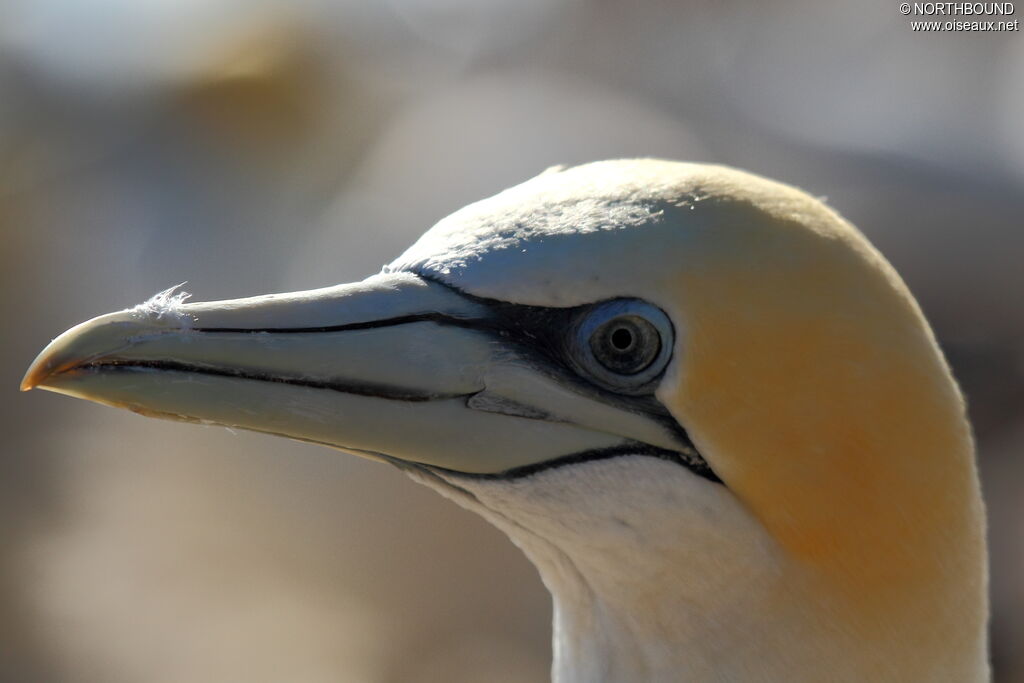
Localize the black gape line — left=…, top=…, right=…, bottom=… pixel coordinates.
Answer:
left=432, top=444, right=722, bottom=484
left=78, top=360, right=460, bottom=402
left=181, top=276, right=722, bottom=484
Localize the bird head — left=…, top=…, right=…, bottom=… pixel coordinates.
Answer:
left=22, top=160, right=988, bottom=679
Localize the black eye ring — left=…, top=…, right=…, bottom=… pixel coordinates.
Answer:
left=569, top=299, right=674, bottom=394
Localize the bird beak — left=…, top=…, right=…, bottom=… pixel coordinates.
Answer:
left=22, top=272, right=678, bottom=475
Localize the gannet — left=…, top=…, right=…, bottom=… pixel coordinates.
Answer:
left=22, top=160, right=988, bottom=682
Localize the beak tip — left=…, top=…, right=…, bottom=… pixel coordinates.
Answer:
left=22, top=342, right=66, bottom=392
left=21, top=360, right=50, bottom=392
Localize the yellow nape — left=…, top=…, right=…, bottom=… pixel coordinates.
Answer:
left=663, top=172, right=987, bottom=674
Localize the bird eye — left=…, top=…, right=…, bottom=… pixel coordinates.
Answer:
left=570, top=299, right=674, bottom=394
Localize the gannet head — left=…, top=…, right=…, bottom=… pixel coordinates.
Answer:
left=23, top=160, right=988, bottom=681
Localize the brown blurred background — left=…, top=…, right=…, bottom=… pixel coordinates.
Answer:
left=1, top=0, right=1022, bottom=681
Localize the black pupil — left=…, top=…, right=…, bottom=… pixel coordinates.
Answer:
left=610, top=327, right=634, bottom=351
left=589, top=315, right=660, bottom=375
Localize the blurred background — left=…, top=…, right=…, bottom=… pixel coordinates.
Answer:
left=1, top=0, right=1022, bottom=680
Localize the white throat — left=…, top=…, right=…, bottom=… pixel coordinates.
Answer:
left=408, top=454, right=988, bottom=682
left=410, top=456, right=797, bottom=682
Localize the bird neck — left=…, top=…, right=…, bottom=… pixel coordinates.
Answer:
left=660, top=211, right=989, bottom=681
left=410, top=455, right=988, bottom=682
